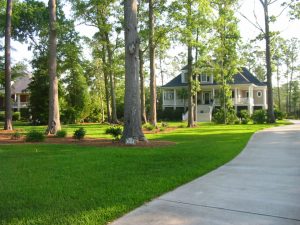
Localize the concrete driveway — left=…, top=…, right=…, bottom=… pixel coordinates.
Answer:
left=111, top=121, right=300, bottom=225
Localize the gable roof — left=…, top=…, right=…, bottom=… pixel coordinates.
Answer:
left=162, top=67, right=266, bottom=88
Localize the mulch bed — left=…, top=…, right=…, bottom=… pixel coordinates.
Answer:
left=0, top=133, right=175, bottom=148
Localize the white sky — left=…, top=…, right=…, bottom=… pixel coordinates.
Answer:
left=7, top=0, right=300, bottom=78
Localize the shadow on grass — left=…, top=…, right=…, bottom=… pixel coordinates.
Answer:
left=0, top=129, right=255, bottom=225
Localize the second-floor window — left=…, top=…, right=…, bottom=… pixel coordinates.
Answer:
left=164, top=91, right=174, bottom=100
left=200, top=75, right=210, bottom=83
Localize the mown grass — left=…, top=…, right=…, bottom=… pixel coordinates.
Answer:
left=0, top=121, right=291, bottom=225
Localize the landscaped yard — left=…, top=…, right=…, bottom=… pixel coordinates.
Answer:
left=0, top=121, right=291, bottom=225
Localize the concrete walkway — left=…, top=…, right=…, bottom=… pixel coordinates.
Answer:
left=111, top=121, right=300, bottom=225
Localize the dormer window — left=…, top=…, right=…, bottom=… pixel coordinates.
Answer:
left=200, top=75, right=210, bottom=83
left=181, top=71, right=188, bottom=83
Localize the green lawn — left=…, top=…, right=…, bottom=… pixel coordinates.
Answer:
left=0, top=121, right=291, bottom=225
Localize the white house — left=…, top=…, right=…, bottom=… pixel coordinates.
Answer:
left=161, top=67, right=268, bottom=122
left=0, top=75, right=31, bottom=112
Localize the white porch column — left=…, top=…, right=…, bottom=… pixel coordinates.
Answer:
left=248, top=86, right=253, bottom=114
left=234, top=88, right=238, bottom=111
left=263, top=88, right=267, bottom=109
left=17, top=94, right=21, bottom=111
left=162, top=90, right=165, bottom=110
left=173, top=89, right=176, bottom=110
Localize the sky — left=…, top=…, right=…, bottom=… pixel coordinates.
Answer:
left=5, top=0, right=300, bottom=79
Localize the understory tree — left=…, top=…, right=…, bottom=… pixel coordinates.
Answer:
left=211, top=0, right=240, bottom=124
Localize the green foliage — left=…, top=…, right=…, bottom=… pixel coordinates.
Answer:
left=143, top=123, right=155, bottom=131
left=11, top=131, right=21, bottom=140
left=55, top=130, right=67, bottom=138
left=212, top=108, right=238, bottom=124
left=20, top=108, right=30, bottom=121
left=252, top=110, right=267, bottom=124
left=158, top=108, right=184, bottom=121
left=238, top=110, right=250, bottom=124
left=105, top=126, right=123, bottom=140
left=0, top=111, right=5, bottom=121
left=274, top=109, right=285, bottom=120
left=25, top=130, right=45, bottom=142
left=73, top=127, right=86, bottom=140
left=12, top=112, right=21, bottom=121
left=161, top=122, right=169, bottom=128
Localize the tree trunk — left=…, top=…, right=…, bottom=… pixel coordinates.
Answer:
left=122, top=0, right=146, bottom=144
left=149, top=0, right=157, bottom=126
left=262, top=0, right=275, bottom=123
left=4, top=0, right=13, bottom=130
left=187, top=44, right=194, bottom=127
left=159, top=55, right=164, bottom=86
left=101, top=46, right=111, bottom=122
left=105, top=33, right=118, bottom=123
left=47, top=0, right=61, bottom=134
left=139, top=49, right=147, bottom=124
left=276, top=61, right=281, bottom=111
left=289, top=61, right=294, bottom=114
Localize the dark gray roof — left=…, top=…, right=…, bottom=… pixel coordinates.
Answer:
left=162, top=67, right=266, bottom=88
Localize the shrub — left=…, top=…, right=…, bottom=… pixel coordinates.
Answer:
left=160, top=127, right=166, bottom=132
left=11, top=131, right=21, bottom=140
left=252, top=109, right=267, bottom=124
left=13, top=112, right=21, bottom=121
left=105, top=126, right=123, bottom=140
left=143, top=123, right=155, bottom=131
left=20, top=108, right=30, bottom=121
left=238, top=110, right=250, bottom=124
left=274, top=109, right=284, bottom=120
left=26, top=130, right=45, bottom=142
left=161, top=122, right=169, bottom=128
left=73, top=127, right=86, bottom=140
left=55, top=130, right=67, bottom=138
left=0, top=111, right=5, bottom=121
left=212, top=108, right=238, bottom=124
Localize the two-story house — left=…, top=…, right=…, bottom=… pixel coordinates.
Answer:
left=0, top=74, right=31, bottom=112
left=161, top=67, right=268, bottom=122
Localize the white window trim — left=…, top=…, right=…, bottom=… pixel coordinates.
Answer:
left=257, top=91, right=262, bottom=98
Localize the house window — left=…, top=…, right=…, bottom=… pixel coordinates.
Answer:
left=246, top=91, right=249, bottom=98
left=200, top=75, right=210, bottom=82
left=232, top=90, right=235, bottom=98
left=164, top=91, right=174, bottom=100
left=182, top=71, right=188, bottom=83
left=257, top=91, right=262, bottom=98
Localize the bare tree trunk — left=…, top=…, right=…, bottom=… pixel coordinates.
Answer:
left=159, top=55, right=164, bottom=86
left=4, top=0, right=13, bottom=130
left=105, top=33, right=118, bottom=123
left=289, top=62, right=294, bottom=114
left=47, top=0, right=61, bottom=134
left=122, top=0, right=146, bottom=144
left=149, top=0, right=157, bottom=126
left=187, top=45, right=194, bottom=127
left=101, top=46, right=111, bottom=122
left=276, top=61, right=281, bottom=111
left=262, top=0, right=275, bottom=123
left=139, top=49, right=147, bottom=123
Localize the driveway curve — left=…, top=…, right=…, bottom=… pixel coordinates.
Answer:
left=111, top=121, right=300, bottom=225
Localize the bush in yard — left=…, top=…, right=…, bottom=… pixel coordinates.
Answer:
left=105, top=126, right=123, bottom=140
left=238, top=110, right=250, bottom=124
left=26, top=130, right=45, bottom=142
left=143, top=123, right=155, bottom=131
left=55, top=130, right=67, bottom=138
left=212, top=108, right=238, bottom=124
left=0, top=111, right=5, bottom=121
left=12, top=112, right=21, bottom=121
left=252, top=109, right=267, bottom=124
left=161, top=122, right=169, bottom=128
left=73, top=127, right=86, bottom=140
left=274, top=109, right=285, bottom=120
left=11, top=131, right=21, bottom=140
